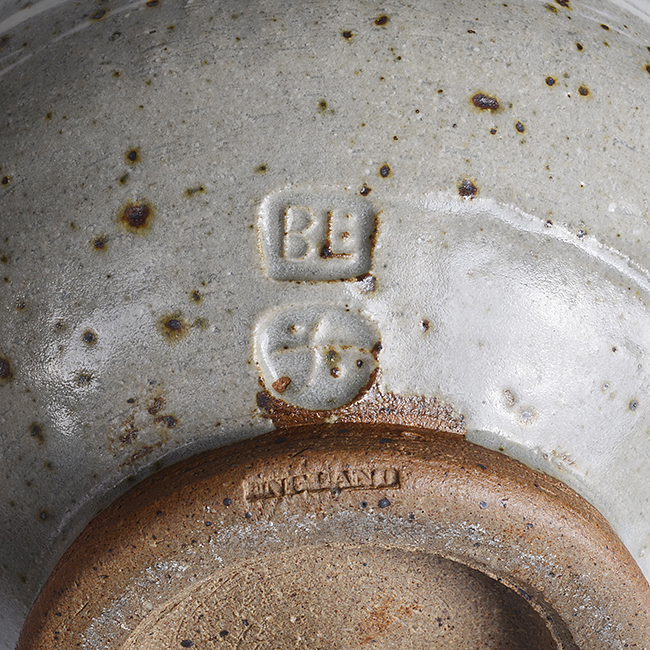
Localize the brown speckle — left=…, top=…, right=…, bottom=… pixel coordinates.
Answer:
left=30, top=423, right=45, bottom=444
left=1, top=176, right=10, bottom=186
left=119, top=430, right=138, bottom=445
left=90, top=9, right=107, bottom=21
left=555, top=0, right=570, bottom=6
left=645, top=64, right=650, bottom=75
left=255, top=164, right=267, bottom=174
left=318, top=99, right=328, bottom=113
left=76, top=372, right=93, bottom=387
left=82, top=330, right=97, bottom=345
left=190, top=290, right=202, bottom=302
left=184, top=185, right=205, bottom=197
left=600, top=23, right=609, bottom=30
left=148, top=396, right=164, bottom=415
left=459, top=179, right=478, bottom=199
left=374, top=15, right=389, bottom=26
left=0, top=36, right=10, bottom=51
left=93, top=235, right=107, bottom=251
left=16, top=302, right=26, bottom=311
left=515, top=121, right=525, bottom=133
left=0, top=254, right=8, bottom=264
left=545, top=76, right=556, bottom=86
left=471, top=92, right=499, bottom=111
left=125, top=148, right=140, bottom=165
left=159, top=313, right=189, bottom=343
left=330, top=367, right=341, bottom=378
left=576, top=42, right=583, bottom=50
left=155, top=414, right=178, bottom=428
left=45, top=112, right=53, bottom=120
left=118, top=173, right=129, bottom=185
left=272, top=376, right=291, bottom=393
left=360, top=185, right=372, bottom=196
left=379, top=164, right=391, bottom=178
left=545, top=3, right=558, bottom=12
left=578, top=85, right=589, bottom=96
left=342, top=30, right=353, bottom=39
left=0, top=357, right=12, bottom=380
left=146, top=0, right=159, bottom=6
left=355, top=273, right=376, bottom=293
left=119, top=201, right=153, bottom=232
left=420, top=319, right=430, bottom=332
left=38, top=509, right=50, bottom=521
left=371, top=341, right=383, bottom=359
left=490, top=128, right=497, bottom=134
left=629, top=399, right=639, bottom=411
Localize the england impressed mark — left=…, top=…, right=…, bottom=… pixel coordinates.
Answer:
left=244, top=466, right=400, bottom=501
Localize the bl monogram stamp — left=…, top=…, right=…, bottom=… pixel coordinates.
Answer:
left=259, top=190, right=375, bottom=281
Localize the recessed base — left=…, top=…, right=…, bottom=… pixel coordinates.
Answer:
left=18, top=424, right=650, bottom=649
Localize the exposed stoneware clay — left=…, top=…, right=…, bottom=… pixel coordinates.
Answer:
left=17, top=425, right=650, bottom=649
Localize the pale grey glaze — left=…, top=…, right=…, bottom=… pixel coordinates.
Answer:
left=2, top=0, right=650, bottom=646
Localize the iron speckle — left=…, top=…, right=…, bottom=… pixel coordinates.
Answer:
left=184, top=185, right=206, bottom=197
left=545, top=76, right=556, bottom=86
left=515, top=121, right=525, bottom=133
left=272, top=376, right=291, bottom=393
left=75, top=372, right=93, bottom=387
left=155, top=415, right=178, bottom=428
left=342, top=30, right=353, bottom=39
left=0, top=357, right=13, bottom=380
left=159, top=313, right=189, bottom=343
left=93, top=235, right=108, bottom=251
left=374, top=15, right=389, bottom=26
left=125, top=148, right=141, bottom=165
left=82, top=330, right=97, bottom=345
left=459, top=179, right=478, bottom=199
left=119, top=201, right=153, bottom=233
left=379, top=164, right=391, bottom=178
left=471, top=93, right=499, bottom=111
left=578, top=85, right=590, bottom=96
left=30, top=424, right=45, bottom=445
left=360, top=185, right=372, bottom=196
